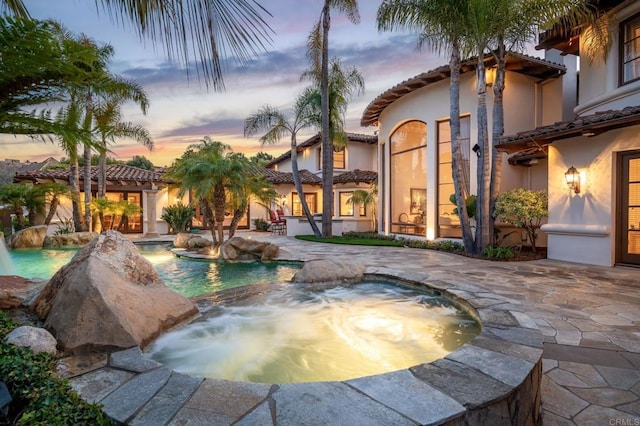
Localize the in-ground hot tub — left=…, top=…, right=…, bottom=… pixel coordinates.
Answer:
left=67, top=271, right=544, bottom=425
left=145, top=279, right=481, bottom=383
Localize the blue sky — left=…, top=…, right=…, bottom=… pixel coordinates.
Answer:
left=3, top=0, right=449, bottom=166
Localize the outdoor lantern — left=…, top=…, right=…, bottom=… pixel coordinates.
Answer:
left=565, top=166, right=580, bottom=194
left=472, top=144, right=481, bottom=158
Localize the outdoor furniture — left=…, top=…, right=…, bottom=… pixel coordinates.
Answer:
left=269, top=210, right=287, bottom=235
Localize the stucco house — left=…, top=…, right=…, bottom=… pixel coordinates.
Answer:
left=498, top=0, right=640, bottom=267
left=264, top=132, right=378, bottom=235
left=361, top=52, right=569, bottom=244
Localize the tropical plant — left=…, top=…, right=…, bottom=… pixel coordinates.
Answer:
left=41, top=183, right=75, bottom=226
left=346, top=185, right=378, bottom=232
left=244, top=87, right=322, bottom=237
left=253, top=218, right=269, bottom=231
left=0, top=183, right=30, bottom=229
left=53, top=214, right=75, bottom=235
left=306, top=0, right=361, bottom=238
left=161, top=203, right=195, bottom=234
left=126, top=155, right=155, bottom=171
left=494, top=188, right=548, bottom=252
left=168, top=137, right=270, bottom=244
left=449, top=193, right=477, bottom=220
left=1, top=0, right=273, bottom=91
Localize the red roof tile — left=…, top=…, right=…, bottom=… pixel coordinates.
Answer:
left=14, top=164, right=171, bottom=184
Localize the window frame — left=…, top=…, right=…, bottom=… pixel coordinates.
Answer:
left=292, top=192, right=318, bottom=216
left=620, top=12, right=640, bottom=86
left=339, top=191, right=354, bottom=216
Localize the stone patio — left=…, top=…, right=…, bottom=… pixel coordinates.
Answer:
left=68, top=232, right=640, bottom=424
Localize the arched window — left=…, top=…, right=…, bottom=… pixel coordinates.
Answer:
left=390, top=121, right=427, bottom=235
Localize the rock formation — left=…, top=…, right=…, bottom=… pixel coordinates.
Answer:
left=0, top=275, right=46, bottom=309
left=220, top=236, right=279, bottom=262
left=43, top=232, right=98, bottom=248
left=292, top=259, right=366, bottom=284
left=6, top=326, right=57, bottom=355
left=6, top=225, right=48, bottom=249
left=30, top=231, right=198, bottom=354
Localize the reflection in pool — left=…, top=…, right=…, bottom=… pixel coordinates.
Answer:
left=146, top=281, right=480, bottom=383
left=5, top=244, right=299, bottom=298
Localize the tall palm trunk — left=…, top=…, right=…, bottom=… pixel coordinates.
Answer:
left=320, top=2, right=333, bottom=238
left=490, top=40, right=507, bottom=245
left=98, top=137, right=107, bottom=198
left=200, top=199, right=217, bottom=244
left=474, top=57, right=491, bottom=253
left=449, top=39, right=474, bottom=253
left=82, top=93, right=95, bottom=231
left=44, top=196, right=60, bottom=226
left=69, top=150, right=84, bottom=232
left=292, top=133, right=321, bottom=237
left=229, top=207, right=244, bottom=238
left=213, top=184, right=226, bottom=243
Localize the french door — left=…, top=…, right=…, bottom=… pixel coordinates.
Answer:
left=618, top=151, right=640, bottom=265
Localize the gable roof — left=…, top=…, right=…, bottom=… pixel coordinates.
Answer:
left=260, top=168, right=322, bottom=185
left=360, top=52, right=566, bottom=127
left=14, top=164, right=171, bottom=185
left=498, top=105, right=640, bottom=153
left=265, top=132, right=377, bottom=168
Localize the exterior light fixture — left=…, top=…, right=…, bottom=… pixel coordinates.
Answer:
left=565, top=166, right=580, bottom=194
left=581, top=129, right=596, bottom=137
left=472, top=144, right=481, bottom=158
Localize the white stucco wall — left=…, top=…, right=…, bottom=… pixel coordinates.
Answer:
left=576, top=1, right=640, bottom=116
left=376, top=68, right=562, bottom=241
left=544, top=126, right=640, bottom=266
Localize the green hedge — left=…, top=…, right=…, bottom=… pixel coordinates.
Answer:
left=0, top=312, right=113, bottom=425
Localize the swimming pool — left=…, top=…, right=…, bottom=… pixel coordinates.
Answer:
left=5, top=243, right=300, bottom=298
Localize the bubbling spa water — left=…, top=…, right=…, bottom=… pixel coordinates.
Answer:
left=146, top=281, right=480, bottom=383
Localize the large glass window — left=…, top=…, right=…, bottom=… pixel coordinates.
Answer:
left=339, top=192, right=354, bottom=216
left=317, top=147, right=346, bottom=170
left=621, top=13, right=640, bottom=85
left=437, top=117, right=471, bottom=238
left=101, top=191, right=143, bottom=233
left=292, top=192, right=318, bottom=216
left=390, top=121, right=427, bottom=235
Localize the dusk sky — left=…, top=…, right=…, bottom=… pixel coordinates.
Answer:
left=2, top=0, right=452, bottom=166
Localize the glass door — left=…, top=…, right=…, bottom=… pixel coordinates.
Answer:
left=618, top=151, right=640, bottom=265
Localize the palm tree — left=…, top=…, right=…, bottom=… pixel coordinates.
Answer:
left=169, top=137, right=256, bottom=244
left=1, top=0, right=273, bottom=91
left=94, top=96, right=152, bottom=198
left=0, top=183, right=30, bottom=229
left=41, top=183, right=75, bottom=226
left=307, top=0, right=360, bottom=238
left=346, top=185, right=378, bottom=232
left=378, top=0, right=476, bottom=253
left=244, top=87, right=322, bottom=237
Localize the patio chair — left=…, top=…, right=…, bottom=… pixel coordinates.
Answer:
left=398, top=212, right=409, bottom=233
left=269, top=209, right=287, bottom=235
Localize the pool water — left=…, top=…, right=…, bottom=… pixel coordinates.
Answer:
left=4, top=244, right=299, bottom=298
left=146, top=281, right=480, bottom=383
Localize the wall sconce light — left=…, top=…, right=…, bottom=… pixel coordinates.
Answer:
left=280, top=195, right=287, bottom=205
left=565, top=166, right=580, bottom=194
left=581, top=129, right=596, bottom=137
left=472, top=144, right=481, bottom=158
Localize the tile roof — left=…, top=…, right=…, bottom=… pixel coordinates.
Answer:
left=14, top=164, right=171, bottom=184
left=265, top=132, right=377, bottom=168
left=259, top=168, right=322, bottom=185
left=360, top=52, right=566, bottom=127
left=498, top=105, right=640, bottom=153
left=333, top=169, right=377, bottom=184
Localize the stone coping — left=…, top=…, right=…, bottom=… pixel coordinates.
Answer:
left=64, top=267, right=543, bottom=425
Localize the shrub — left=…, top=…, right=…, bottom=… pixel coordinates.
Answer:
left=494, top=189, right=548, bottom=253
left=161, top=203, right=195, bottom=234
left=253, top=218, right=269, bottom=231
left=482, top=245, right=516, bottom=260
left=0, top=312, right=112, bottom=425
left=342, top=231, right=396, bottom=242
left=53, top=214, right=75, bottom=235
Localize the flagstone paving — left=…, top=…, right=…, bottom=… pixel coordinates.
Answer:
left=258, top=234, right=640, bottom=425
left=86, top=232, right=640, bottom=424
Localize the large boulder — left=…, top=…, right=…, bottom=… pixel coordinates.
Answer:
left=43, top=232, right=98, bottom=248
left=6, top=326, right=57, bottom=355
left=292, top=259, right=366, bottom=284
left=173, top=232, right=194, bottom=248
left=0, top=276, right=46, bottom=309
left=30, top=230, right=198, bottom=354
left=6, top=225, right=48, bottom=249
left=220, top=236, right=279, bottom=262
left=186, top=236, right=213, bottom=249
